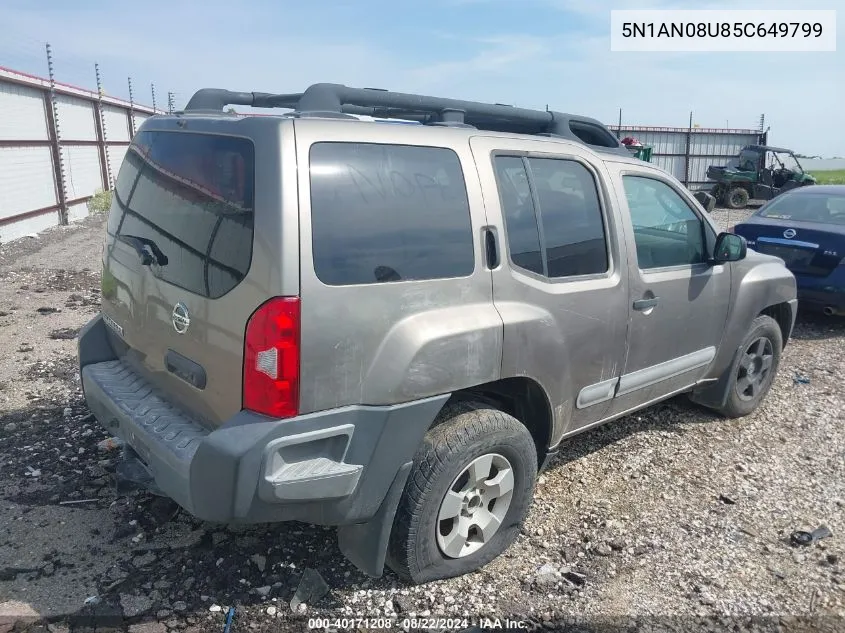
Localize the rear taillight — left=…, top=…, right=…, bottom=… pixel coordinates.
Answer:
left=243, top=297, right=300, bottom=418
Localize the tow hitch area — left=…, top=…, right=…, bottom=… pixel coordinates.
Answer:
left=115, top=446, right=165, bottom=497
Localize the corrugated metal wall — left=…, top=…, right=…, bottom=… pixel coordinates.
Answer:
left=608, top=126, right=764, bottom=191
left=0, top=82, right=47, bottom=140
left=0, top=66, right=163, bottom=243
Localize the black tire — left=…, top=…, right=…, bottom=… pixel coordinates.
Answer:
left=385, top=401, right=537, bottom=584
left=724, top=186, right=749, bottom=209
left=715, top=315, right=783, bottom=418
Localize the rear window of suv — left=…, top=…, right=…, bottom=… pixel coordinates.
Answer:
left=107, top=130, right=255, bottom=299
left=309, top=142, right=475, bottom=285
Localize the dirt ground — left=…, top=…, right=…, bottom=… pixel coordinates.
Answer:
left=0, top=212, right=843, bottom=633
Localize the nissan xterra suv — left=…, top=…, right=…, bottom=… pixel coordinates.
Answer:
left=78, top=83, right=798, bottom=584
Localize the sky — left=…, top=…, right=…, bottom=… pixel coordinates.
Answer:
left=0, top=0, right=842, bottom=156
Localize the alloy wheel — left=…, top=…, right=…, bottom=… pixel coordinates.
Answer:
left=435, top=453, right=514, bottom=558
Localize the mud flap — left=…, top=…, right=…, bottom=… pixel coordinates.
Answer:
left=336, top=462, right=412, bottom=577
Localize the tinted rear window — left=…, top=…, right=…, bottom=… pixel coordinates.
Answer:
left=758, top=192, right=845, bottom=225
left=107, top=130, right=255, bottom=298
left=309, top=142, right=474, bottom=285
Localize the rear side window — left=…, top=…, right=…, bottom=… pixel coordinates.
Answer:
left=495, top=155, right=609, bottom=278
left=494, top=156, right=543, bottom=275
left=108, top=131, right=255, bottom=298
left=309, top=142, right=474, bottom=286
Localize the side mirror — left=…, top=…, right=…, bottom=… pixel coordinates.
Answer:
left=713, top=232, right=747, bottom=263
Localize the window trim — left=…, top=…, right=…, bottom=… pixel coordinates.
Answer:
left=620, top=171, right=715, bottom=273
left=492, top=150, right=615, bottom=284
left=307, top=140, right=477, bottom=287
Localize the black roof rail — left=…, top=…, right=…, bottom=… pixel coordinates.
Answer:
left=184, top=84, right=629, bottom=155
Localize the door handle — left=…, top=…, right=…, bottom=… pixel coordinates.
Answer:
left=483, top=227, right=499, bottom=269
left=633, top=297, right=660, bottom=311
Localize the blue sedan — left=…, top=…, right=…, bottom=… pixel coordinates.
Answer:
left=733, top=185, right=845, bottom=316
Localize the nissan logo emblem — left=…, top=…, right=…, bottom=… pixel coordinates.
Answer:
left=171, top=302, right=190, bottom=334
left=783, top=228, right=797, bottom=239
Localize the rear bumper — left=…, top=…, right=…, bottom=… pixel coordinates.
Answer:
left=78, top=315, right=448, bottom=525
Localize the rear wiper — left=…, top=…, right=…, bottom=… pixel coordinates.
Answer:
left=118, top=235, right=169, bottom=266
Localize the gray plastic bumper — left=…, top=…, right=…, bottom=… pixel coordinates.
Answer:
left=78, top=317, right=448, bottom=528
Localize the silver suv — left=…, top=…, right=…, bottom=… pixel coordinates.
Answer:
left=78, top=84, right=797, bottom=584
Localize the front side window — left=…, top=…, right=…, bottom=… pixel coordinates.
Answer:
left=623, top=176, right=706, bottom=269
left=309, top=142, right=474, bottom=286
left=494, top=155, right=608, bottom=278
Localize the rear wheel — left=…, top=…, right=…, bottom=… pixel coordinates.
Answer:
left=386, top=401, right=537, bottom=584
left=724, top=186, right=749, bottom=209
left=715, top=315, right=782, bottom=418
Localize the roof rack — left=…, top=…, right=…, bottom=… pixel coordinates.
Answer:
left=183, top=83, right=629, bottom=156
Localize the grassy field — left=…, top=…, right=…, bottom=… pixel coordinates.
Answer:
left=809, top=169, right=845, bottom=184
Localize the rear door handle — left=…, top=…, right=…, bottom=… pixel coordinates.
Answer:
left=483, top=227, right=499, bottom=269
left=633, top=297, right=660, bottom=311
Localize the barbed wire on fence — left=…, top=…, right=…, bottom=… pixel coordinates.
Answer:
left=1, top=30, right=172, bottom=113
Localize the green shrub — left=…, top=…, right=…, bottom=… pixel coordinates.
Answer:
left=87, top=188, right=113, bottom=214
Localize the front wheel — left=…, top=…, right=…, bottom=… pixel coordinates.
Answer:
left=385, top=401, right=537, bottom=584
left=715, top=315, right=783, bottom=418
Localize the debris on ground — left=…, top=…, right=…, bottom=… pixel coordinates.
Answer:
left=790, top=525, right=833, bottom=547
left=97, top=436, right=125, bottom=452
left=0, top=211, right=843, bottom=630
left=290, top=568, right=330, bottom=611
left=223, top=606, right=236, bottom=633
left=49, top=327, right=80, bottom=340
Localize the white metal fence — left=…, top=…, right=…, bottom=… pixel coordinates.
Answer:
left=0, top=65, right=164, bottom=243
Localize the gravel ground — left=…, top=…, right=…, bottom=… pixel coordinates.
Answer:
left=0, top=210, right=843, bottom=633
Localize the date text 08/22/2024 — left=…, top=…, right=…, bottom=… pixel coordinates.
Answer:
left=306, top=617, right=530, bottom=630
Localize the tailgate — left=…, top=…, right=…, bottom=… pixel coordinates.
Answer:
left=100, top=127, right=266, bottom=427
